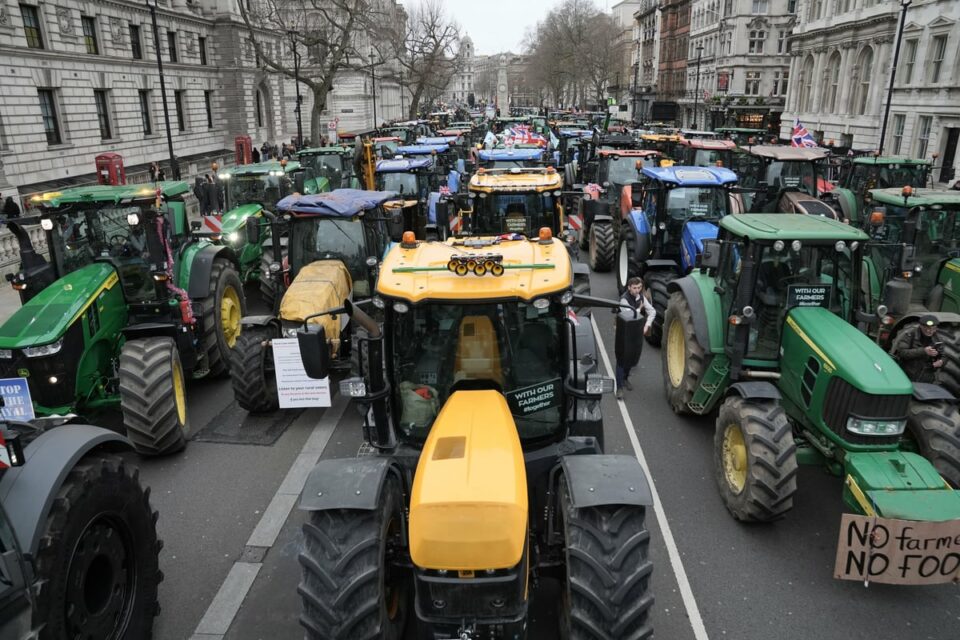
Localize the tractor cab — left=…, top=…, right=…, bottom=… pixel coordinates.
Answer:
left=639, top=133, right=683, bottom=161
left=737, top=145, right=834, bottom=215
left=828, top=156, right=931, bottom=221
left=295, top=146, right=357, bottom=191
left=676, top=138, right=736, bottom=168
left=375, top=157, right=436, bottom=238
left=369, top=137, right=403, bottom=159
left=219, top=160, right=300, bottom=211
left=465, top=167, right=565, bottom=238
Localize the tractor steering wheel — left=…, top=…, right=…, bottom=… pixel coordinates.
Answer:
left=109, top=233, right=127, bottom=246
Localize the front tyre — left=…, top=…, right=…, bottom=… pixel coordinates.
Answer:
left=33, top=453, right=161, bottom=640
left=588, top=222, right=615, bottom=272
left=228, top=327, right=280, bottom=412
left=559, top=476, right=653, bottom=640
left=199, top=257, right=246, bottom=378
left=905, top=399, right=960, bottom=488
left=298, top=475, right=408, bottom=640
left=616, top=230, right=642, bottom=292
left=714, top=397, right=798, bottom=522
left=643, top=271, right=674, bottom=346
left=120, top=337, right=188, bottom=456
left=662, top=292, right=707, bottom=415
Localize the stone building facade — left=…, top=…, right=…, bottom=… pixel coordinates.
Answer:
left=633, top=0, right=661, bottom=123
left=654, top=0, right=691, bottom=122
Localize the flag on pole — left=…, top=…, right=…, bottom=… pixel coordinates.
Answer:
left=791, top=117, right=818, bottom=148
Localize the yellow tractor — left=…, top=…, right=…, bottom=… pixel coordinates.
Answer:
left=293, top=229, right=654, bottom=639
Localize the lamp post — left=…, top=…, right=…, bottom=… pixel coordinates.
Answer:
left=370, top=48, right=378, bottom=129
left=147, top=0, right=179, bottom=179
left=879, top=0, right=912, bottom=155
left=288, top=31, right=303, bottom=150
left=399, top=69, right=405, bottom=119
left=632, top=40, right=640, bottom=125
left=692, top=44, right=704, bottom=130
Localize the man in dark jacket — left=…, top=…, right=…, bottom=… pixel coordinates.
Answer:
left=614, top=277, right=656, bottom=399
left=891, top=315, right=944, bottom=383
left=2, top=194, right=21, bottom=218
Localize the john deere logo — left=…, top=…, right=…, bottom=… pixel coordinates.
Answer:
left=874, top=363, right=883, bottom=372
left=17, top=369, right=29, bottom=377
left=63, top=284, right=72, bottom=291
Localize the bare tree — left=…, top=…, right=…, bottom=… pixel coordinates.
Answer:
left=582, top=13, right=623, bottom=109
left=238, top=0, right=389, bottom=143
left=385, top=0, right=462, bottom=118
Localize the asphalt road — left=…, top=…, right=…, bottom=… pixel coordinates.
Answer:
left=125, top=273, right=960, bottom=640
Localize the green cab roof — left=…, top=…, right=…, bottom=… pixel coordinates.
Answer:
left=868, top=187, right=960, bottom=208
left=222, top=161, right=300, bottom=176
left=720, top=213, right=869, bottom=241
left=297, top=146, right=352, bottom=156
left=32, top=181, right=189, bottom=208
left=852, top=156, right=930, bottom=166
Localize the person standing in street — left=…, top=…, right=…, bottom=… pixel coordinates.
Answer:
left=251, top=146, right=261, bottom=163
left=891, top=315, right=945, bottom=383
left=2, top=194, right=21, bottom=218
left=211, top=163, right=224, bottom=212
left=614, top=277, right=656, bottom=399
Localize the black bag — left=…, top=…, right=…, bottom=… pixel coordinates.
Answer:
left=615, top=315, right=644, bottom=368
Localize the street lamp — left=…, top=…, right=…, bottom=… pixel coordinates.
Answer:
left=399, top=69, right=405, bottom=119
left=879, top=0, right=912, bottom=155
left=369, top=48, right=378, bottom=129
left=288, top=31, right=303, bottom=150
left=692, top=44, right=704, bottom=130
left=146, top=0, right=179, bottom=179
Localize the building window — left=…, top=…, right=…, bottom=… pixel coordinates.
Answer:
left=787, top=0, right=797, bottom=12
left=255, top=90, right=264, bottom=128
left=204, top=91, right=213, bottom=129
left=853, top=47, right=873, bottom=115
left=808, top=0, right=823, bottom=20
left=139, top=89, right=153, bottom=135
left=94, top=90, right=112, bottom=139
left=20, top=4, right=44, bottom=49
left=929, top=35, right=948, bottom=84
left=749, top=31, right=766, bottom=55
left=891, top=114, right=905, bottom=155
left=37, top=89, right=62, bottom=145
left=751, top=0, right=768, bottom=13
left=915, top=115, right=931, bottom=158
left=199, top=37, right=208, bottom=65
left=823, top=52, right=841, bottom=112
left=773, top=70, right=789, bottom=96
left=901, top=39, right=917, bottom=84
left=167, top=31, right=178, bottom=63
left=174, top=90, right=186, bottom=131
left=800, top=56, right=815, bottom=111
left=81, top=16, right=99, bottom=55
left=777, top=31, right=787, bottom=54
left=130, top=24, right=143, bottom=60
left=745, top=71, right=761, bottom=95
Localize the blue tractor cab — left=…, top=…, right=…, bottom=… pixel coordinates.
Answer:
left=616, top=166, right=740, bottom=344
left=375, top=158, right=442, bottom=239
left=477, top=148, right=545, bottom=169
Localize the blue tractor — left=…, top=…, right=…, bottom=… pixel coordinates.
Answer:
left=616, top=166, right=741, bottom=344
left=477, top=147, right=545, bottom=169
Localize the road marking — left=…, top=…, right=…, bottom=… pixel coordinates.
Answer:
left=590, top=314, right=710, bottom=640
left=191, top=395, right=347, bottom=638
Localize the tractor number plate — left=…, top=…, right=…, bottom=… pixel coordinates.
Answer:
left=787, top=284, right=830, bottom=309
left=0, top=377, right=35, bottom=421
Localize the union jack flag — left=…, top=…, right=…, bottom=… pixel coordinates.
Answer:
left=439, top=186, right=451, bottom=196
left=791, top=117, right=818, bottom=148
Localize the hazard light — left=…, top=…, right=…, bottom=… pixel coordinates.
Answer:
left=538, top=227, right=552, bottom=244
left=401, top=231, right=417, bottom=248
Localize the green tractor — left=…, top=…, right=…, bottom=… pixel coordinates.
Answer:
left=827, top=156, right=931, bottom=222
left=229, top=189, right=397, bottom=412
left=295, top=146, right=360, bottom=192
left=857, top=187, right=960, bottom=394
left=661, top=214, right=960, bottom=528
left=0, top=183, right=245, bottom=455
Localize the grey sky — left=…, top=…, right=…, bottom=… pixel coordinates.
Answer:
left=397, top=0, right=608, bottom=56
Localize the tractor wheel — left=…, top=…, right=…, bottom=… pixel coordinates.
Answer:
left=199, top=258, right=246, bottom=378
left=588, top=222, right=615, bottom=272
left=616, top=230, right=643, bottom=292
left=643, top=271, right=675, bottom=347
left=298, top=475, right=408, bottom=640
left=714, top=397, right=798, bottom=522
left=662, top=292, right=706, bottom=415
left=559, top=475, right=653, bottom=640
left=935, top=325, right=960, bottom=398
left=905, top=399, right=960, bottom=488
left=259, top=247, right=278, bottom=310
left=119, top=337, right=188, bottom=456
left=32, top=453, right=161, bottom=640
left=228, top=326, right=279, bottom=412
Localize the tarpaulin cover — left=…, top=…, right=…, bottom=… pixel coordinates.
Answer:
left=398, top=144, right=450, bottom=155
left=376, top=158, right=433, bottom=172
left=478, top=148, right=544, bottom=161
left=276, top=189, right=398, bottom=217
left=279, top=260, right=352, bottom=350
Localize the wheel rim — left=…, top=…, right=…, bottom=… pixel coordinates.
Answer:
left=221, top=285, right=242, bottom=349
left=722, top=423, right=748, bottom=494
left=173, top=356, right=187, bottom=425
left=64, top=515, right=135, bottom=638
left=666, top=318, right=685, bottom=387
left=618, top=240, right=629, bottom=287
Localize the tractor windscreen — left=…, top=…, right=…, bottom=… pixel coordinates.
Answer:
left=378, top=172, right=420, bottom=197
left=391, top=299, right=565, bottom=441
left=665, top=187, right=728, bottom=220
left=692, top=149, right=728, bottom=167
left=226, top=174, right=292, bottom=208
left=301, top=155, right=345, bottom=186
left=606, top=157, right=648, bottom=184
left=472, top=192, right=558, bottom=235
left=766, top=161, right=817, bottom=195
left=288, top=217, right=368, bottom=291
left=847, top=164, right=929, bottom=192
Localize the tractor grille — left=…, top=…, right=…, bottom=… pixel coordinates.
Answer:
left=0, top=323, right=84, bottom=410
left=821, top=377, right=909, bottom=446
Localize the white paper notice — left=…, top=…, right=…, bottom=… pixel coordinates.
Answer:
left=272, top=338, right=332, bottom=408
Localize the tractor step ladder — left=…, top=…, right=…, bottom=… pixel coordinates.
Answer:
left=688, top=356, right=730, bottom=414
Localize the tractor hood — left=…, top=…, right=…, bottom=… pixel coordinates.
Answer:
left=278, top=260, right=352, bottom=346
left=784, top=306, right=912, bottom=395
left=0, top=262, right=119, bottom=349
left=219, top=204, right=263, bottom=234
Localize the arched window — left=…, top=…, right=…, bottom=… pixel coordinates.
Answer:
left=852, top=47, right=873, bottom=115
left=800, top=55, right=815, bottom=112
left=822, top=52, right=841, bottom=113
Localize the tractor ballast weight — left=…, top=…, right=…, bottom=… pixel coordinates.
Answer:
left=660, top=214, right=960, bottom=555
left=291, top=234, right=654, bottom=638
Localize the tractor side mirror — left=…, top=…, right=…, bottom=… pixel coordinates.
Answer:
left=900, top=244, right=917, bottom=272
left=294, top=172, right=306, bottom=194
left=701, top=239, right=720, bottom=269
left=297, top=325, right=330, bottom=380
left=246, top=219, right=261, bottom=245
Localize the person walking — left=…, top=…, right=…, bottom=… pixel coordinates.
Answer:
left=891, top=315, right=944, bottom=383
left=614, top=277, right=656, bottom=399
left=251, top=146, right=261, bottom=163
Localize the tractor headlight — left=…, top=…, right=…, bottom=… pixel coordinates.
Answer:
left=560, top=291, right=574, bottom=305
left=834, top=240, right=846, bottom=252
left=846, top=416, right=906, bottom=437
left=41, top=218, right=54, bottom=231
left=586, top=375, right=615, bottom=395
left=393, top=301, right=409, bottom=314
left=23, top=338, right=64, bottom=358
left=127, top=213, right=140, bottom=226
left=218, top=173, right=231, bottom=180
left=791, top=240, right=802, bottom=252
left=339, top=377, right=367, bottom=397
left=227, top=231, right=240, bottom=243
left=773, top=240, right=785, bottom=252
left=0, top=349, right=12, bottom=359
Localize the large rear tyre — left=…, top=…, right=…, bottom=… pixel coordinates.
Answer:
left=259, top=247, right=278, bottom=310
left=120, top=337, right=188, bottom=456
left=588, top=222, right=615, bottom=272
left=643, top=271, right=674, bottom=347
left=298, top=475, right=408, bottom=640
left=935, top=325, right=960, bottom=398
left=714, top=397, right=798, bottom=522
left=559, top=476, right=653, bottom=640
left=616, top=230, right=643, bottom=292
left=905, top=399, right=960, bottom=488
left=662, top=292, right=706, bottom=415
left=199, top=258, right=246, bottom=378
left=32, top=453, right=162, bottom=640
left=228, top=327, right=280, bottom=412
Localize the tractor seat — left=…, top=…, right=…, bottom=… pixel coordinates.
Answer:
left=453, top=315, right=504, bottom=387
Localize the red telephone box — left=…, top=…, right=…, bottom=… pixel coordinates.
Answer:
left=95, top=153, right=126, bottom=185
left=235, top=135, right=252, bottom=165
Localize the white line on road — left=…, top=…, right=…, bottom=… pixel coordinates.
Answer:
left=190, top=395, right=348, bottom=640
left=590, top=314, right=710, bottom=640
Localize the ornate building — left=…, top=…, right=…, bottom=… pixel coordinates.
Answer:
left=633, top=0, right=662, bottom=123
